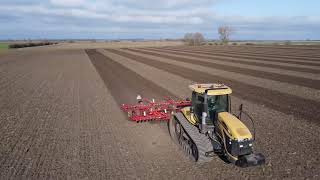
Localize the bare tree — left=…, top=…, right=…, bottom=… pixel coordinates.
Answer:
left=184, top=33, right=193, bottom=45
left=193, top=32, right=205, bottom=46
left=218, top=26, right=233, bottom=44
left=183, top=32, right=205, bottom=46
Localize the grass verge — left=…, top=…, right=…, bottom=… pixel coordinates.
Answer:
left=0, top=43, right=9, bottom=53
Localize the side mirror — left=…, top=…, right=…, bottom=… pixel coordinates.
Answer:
left=239, top=104, right=243, bottom=111
left=238, top=104, right=243, bottom=119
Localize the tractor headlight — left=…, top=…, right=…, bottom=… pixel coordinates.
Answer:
left=226, top=137, right=253, bottom=156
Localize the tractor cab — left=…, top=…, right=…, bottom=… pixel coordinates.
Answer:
left=189, top=84, right=232, bottom=132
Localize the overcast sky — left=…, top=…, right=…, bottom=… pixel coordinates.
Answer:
left=0, top=0, right=319, bottom=40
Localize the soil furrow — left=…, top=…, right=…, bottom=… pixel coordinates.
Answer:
left=161, top=45, right=320, bottom=59
left=126, top=48, right=320, bottom=89
left=85, top=49, right=177, bottom=104
left=158, top=47, right=320, bottom=66
left=143, top=47, right=320, bottom=73
left=85, top=49, right=251, bottom=180
left=167, top=46, right=320, bottom=61
left=108, top=49, right=320, bottom=124
left=137, top=48, right=319, bottom=79
left=121, top=49, right=320, bottom=102
left=201, top=45, right=320, bottom=56
left=0, top=61, right=65, bottom=178
left=2, top=46, right=320, bottom=179
left=102, top=48, right=320, bottom=179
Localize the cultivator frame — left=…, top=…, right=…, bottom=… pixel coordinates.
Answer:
left=121, top=97, right=191, bottom=123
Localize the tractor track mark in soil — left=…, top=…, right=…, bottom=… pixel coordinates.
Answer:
left=126, top=48, right=320, bottom=90
left=142, top=48, right=320, bottom=74
left=108, top=49, right=320, bottom=124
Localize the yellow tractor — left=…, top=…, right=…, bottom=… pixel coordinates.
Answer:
left=168, top=83, right=265, bottom=167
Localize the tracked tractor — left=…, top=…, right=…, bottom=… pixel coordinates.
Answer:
left=121, top=83, right=265, bottom=167
left=168, top=84, right=265, bottom=167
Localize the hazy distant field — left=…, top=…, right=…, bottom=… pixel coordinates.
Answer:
left=1, top=40, right=183, bottom=51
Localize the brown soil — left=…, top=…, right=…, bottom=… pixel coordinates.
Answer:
left=145, top=47, right=320, bottom=73
left=108, top=49, right=320, bottom=123
left=162, top=45, right=320, bottom=62
left=125, top=48, right=320, bottom=89
left=1, top=45, right=319, bottom=179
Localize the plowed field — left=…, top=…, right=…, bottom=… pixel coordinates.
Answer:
left=1, top=45, right=319, bottom=179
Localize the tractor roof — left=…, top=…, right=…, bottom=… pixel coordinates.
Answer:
left=189, top=83, right=232, bottom=95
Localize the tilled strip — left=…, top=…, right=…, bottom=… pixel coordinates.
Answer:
left=160, top=46, right=320, bottom=62
left=100, top=49, right=320, bottom=178
left=196, top=46, right=320, bottom=57
left=85, top=49, right=177, bottom=106
left=108, top=48, right=320, bottom=124
left=165, top=46, right=320, bottom=61
left=136, top=48, right=320, bottom=78
left=156, top=45, right=320, bottom=56
left=98, top=50, right=249, bottom=179
left=123, top=48, right=320, bottom=102
left=156, top=47, right=320, bottom=67
left=86, top=50, right=249, bottom=180
left=126, top=48, right=320, bottom=89
left=142, top=47, right=320, bottom=73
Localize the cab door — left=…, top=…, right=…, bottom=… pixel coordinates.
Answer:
left=192, top=91, right=204, bottom=123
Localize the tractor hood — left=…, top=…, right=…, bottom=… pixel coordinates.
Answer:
left=218, top=112, right=252, bottom=140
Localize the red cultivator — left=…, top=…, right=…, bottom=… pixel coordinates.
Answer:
left=121, top=97, right=191, bottom=123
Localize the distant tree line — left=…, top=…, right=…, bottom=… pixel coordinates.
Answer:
left=183, top=26, right=235, bottom=46
left=9, top=41, right=58, bottom=49
left=183, top=32, right=205, bottom=46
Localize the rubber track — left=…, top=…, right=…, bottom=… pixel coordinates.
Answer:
left=140, top=48, right=319, bottom=74
left=174, top=112, right=213, bottom=163
left=108, top=49, right=320, bottom=124
left=126, top=48, right=320, bottom=90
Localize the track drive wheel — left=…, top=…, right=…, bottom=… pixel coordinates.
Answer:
left=168, top=115, right=182, bottom=145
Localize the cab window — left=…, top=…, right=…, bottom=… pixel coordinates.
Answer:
left=207, top=95, right=228, bottom=120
